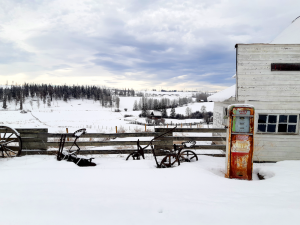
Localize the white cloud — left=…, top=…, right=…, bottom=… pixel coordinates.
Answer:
left=0, top=0, right=300, bottom=91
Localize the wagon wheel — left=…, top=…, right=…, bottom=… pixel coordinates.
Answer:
left=179, top=150, right=198, bottom=162
left=0, top=126, right=22, bottom=158
left=159, top=154, right=180, bottom=168
left=126, top=152, right=142, bottom=160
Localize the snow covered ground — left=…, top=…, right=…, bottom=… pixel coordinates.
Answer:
left=0, top=155, right=299, bottom=225
left=2, top=93, right=299, bottom=224
left=0, top=95, right=213, bottom=133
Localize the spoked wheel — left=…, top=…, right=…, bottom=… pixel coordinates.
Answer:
left=0, top=126, right=22, bottom=158
left=126, top=152, right=142, bottom=160
left=179, top=150, right=198, bottom=162
left=159, top=154, right=180, bottom=168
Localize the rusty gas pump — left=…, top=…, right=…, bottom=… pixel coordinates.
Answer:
left=225, top=104, right=255, bottom=180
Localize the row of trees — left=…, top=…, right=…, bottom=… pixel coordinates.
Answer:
left=133, top=97, right=193, bottom=112
left=140, top=104, right=213, bottom=122
left=1, top=84, right=136, bottom=109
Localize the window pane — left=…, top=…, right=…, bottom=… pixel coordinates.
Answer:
left=288, top=125, right=296, bottom=133
left=257, top=124, right=266, bottom=132
left=268, top=115, right=277, bottom=123
left=279, top=115, right=288, bottom=123
left=267, top=124, right=276, bottom=132
left=289, top=115, right=297, bottom=123
left=278, top=124, right=287, bottom=132
left=258, top=115, right=267, bottom=123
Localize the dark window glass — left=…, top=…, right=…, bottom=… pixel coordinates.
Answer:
left=267, top=124, right=276, bottom=132
left=258, top=115, right=267, bottom=123
left=257, top=124, right=266, bottom=132
left=288, top=125, right=296, bottom=133
left=278, top=124, right=287, bottom=132
left=279, top=115, right=288, bottom=123
left=268, top=115, right=277, bottom=123
left=289, top=115, right=297, bottom=123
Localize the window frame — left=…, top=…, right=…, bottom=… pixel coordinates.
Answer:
left=257, top=114, right=299, bottom=134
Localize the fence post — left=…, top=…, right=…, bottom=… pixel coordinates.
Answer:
left=116, top=126, right=117, bottom=133
left=66, top=128, right=69, bottom=141
left=154, top=127, right=173, bottom=155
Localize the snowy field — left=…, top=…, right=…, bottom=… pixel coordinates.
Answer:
left=0, top=95, right=213, bottom=133
left=1, top=155, right=300, bottom=225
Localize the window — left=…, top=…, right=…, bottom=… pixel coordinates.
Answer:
left=257, top=114, right=298, bottom=134
left=271, top=63, right=300, bottom=71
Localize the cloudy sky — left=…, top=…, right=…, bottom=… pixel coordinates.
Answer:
left=0, top=0, right=299, bottom=91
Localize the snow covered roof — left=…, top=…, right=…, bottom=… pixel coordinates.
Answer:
left=271, top=16, right=300, bottom=44
left=150, top=110, right=162, bottom=116
left=207, top=84, right=236, bottom=102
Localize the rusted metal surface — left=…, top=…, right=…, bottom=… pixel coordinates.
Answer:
left=230, top=135, right=253, bottom=180
left=225, top=105, right=254, bottom=180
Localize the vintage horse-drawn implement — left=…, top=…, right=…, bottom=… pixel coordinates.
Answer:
left=126, top=126, right=198, bottom=168
left=0, top=126, right=22, bottom=158
left=57, top=128, right=96, bottom=167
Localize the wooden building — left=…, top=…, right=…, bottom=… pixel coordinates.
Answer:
left=210, top=17, right=300, bottom=162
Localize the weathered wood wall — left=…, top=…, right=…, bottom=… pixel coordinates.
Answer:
left=235, top=44, right=300, bottom=161
left=236, top=44, right=300, bottom=102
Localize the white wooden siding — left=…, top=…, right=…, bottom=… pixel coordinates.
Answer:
left=251, top=101, right=300, bottom=161
left=237, top=44, right=300, bottom=102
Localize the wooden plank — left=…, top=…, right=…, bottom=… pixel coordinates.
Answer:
left=22, top=142, right=48, bottom=150
left=237, top=54, right=300, bottom=61
left=238, top=88, right=300, bottom=95
left=46, top=140, right=167, bottom=147
left=161, top=136, right=225, bottom=141
left=155, top=128, right=226, bottom=133
left=239, top=80, right=300, bottom=86
left=254, top=135, right=300, bottom=140
left=41, top=132, right=158, bottom=138
left=194, top=145, right=225, bottom=150
left=238, top=95, right=300, bottom=101
left=16, top=128, right=48, bottom=134
left=238, top=85, right=300, bottom=91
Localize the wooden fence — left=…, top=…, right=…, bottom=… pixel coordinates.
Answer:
left=17, top=128, right=227, bottom=156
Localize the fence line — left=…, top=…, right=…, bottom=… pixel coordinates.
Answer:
left=12, top=128, right=227, bottom=155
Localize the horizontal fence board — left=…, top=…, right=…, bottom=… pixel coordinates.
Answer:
left=44, top=132, right=158, bottom=138
left=16, top=129, right=48, bottom=134
left=155, top=128, right=226, bottom=133
left=161, top=136, right=225, bottom=141
left=46, top=141, right=164, bottom=147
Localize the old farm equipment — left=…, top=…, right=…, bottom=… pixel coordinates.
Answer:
left=126, top=126, right=177, bottom=161
left=126, top=126, right=198, bottom=168
left=0, top=126, right=22, bottom=157
left=57, top=128, right=96, bottom=167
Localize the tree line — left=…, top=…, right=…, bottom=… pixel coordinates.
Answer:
left=133, top=97, right=212, bottom=121
left=1, top=83, right=135, bottom=109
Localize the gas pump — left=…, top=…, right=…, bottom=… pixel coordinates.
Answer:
left=225, top=104, right=254, bottom=180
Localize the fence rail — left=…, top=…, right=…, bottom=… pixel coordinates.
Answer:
left=10, top=128, right=227, bottom=156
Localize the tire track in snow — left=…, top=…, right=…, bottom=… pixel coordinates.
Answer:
left=30, top=111, right=51, bottom=127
